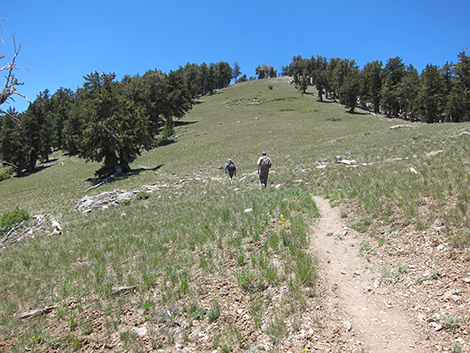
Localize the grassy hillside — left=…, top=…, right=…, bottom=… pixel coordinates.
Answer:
left=0, top=76, right=469, bottom=352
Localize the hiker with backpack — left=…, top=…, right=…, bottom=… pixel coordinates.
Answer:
left=257, top=152, right=272, bottom=188
left=225, top=159, right=237, bottom=183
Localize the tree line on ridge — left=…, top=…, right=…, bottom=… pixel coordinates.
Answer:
left=1, top=50, right=470, bottom=179
left=283, top=51, right=470, bottom=123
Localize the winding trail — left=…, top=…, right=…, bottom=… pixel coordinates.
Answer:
left=310, top=196, right=426, bottom=352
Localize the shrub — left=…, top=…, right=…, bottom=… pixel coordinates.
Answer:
left=0, top=167, right=13, bottom=181
left=0, top=207, right=29, bottom=228
left=207, top=299, right=221, bottom=323
left=136, top=191, right=150, bottom=200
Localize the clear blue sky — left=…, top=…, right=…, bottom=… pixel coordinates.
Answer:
left=2, top=0, right=469, bottom=113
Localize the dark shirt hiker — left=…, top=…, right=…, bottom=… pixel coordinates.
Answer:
left=257, top=152, right=272, bottom=188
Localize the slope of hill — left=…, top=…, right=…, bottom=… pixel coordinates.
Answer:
left=0, top=76, right=469, bottom=352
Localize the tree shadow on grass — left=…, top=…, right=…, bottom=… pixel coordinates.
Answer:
left=16, top=158, right=59, bottom=178
left=175, top=120, right=197, bottom=126
left=345, top=109, right=369, bottom=116
left=85, top=164, right=164, bottom=187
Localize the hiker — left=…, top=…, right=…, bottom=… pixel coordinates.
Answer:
left=257, top=152, right=272, bottom=188
left=224, top=159, right=237, bottom=183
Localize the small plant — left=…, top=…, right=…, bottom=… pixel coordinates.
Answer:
left=136, top=191, right=151, bottom=200
left=381, top=265, right=392, bottom=278
left=0, top=206, right=29, bottom=228
left=0, top=167, right=13, bottom=181
left=249, top=298, right=264, bottom=327
left=120, top=330, right=138, bottom=351
left=397, top=263, right=409, bottom=274
left=207, top=299, right=220, bottom=323
left=236, top=270, right=255, bottom=291
left=29, top=335, right=42, bottom=347
left=441, top=315, right=462, bottom=332
left=451, top=343, right=463, bottom=353
left=189, top=301, right=205, bottom=321
left=359, top=240, right=371, bottom=255
left=350, top=216, right=372, bottom=233
left=431, top=270, right=440, bottom=280
left=267, top=310, right=288, bottom=345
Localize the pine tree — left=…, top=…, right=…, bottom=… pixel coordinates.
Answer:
left=447, top=50, right=470, bottom=121
left=361, top=60, right=382, bottom=113
left=417, top=64, right=445, bottom=123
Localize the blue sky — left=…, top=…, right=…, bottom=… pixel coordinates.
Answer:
left=2, top=0, right=469, bottom=113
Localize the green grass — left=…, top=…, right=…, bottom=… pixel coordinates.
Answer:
left=1, top=76, right=469, bottom=351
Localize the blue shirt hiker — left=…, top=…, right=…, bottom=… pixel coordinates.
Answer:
left=225, top=159, right=237, bottom=183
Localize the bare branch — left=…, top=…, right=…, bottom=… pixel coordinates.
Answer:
left=0, top=34, right=28, bottom=108
left=0, top=107, right=22, bottom=127
left=0, top=159, right=18, bottom=169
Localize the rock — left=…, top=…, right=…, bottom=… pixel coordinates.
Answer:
left=188, top=327, right=201, bottom=342
left=133, top=326, right=147, bottom=337
left=343, top=320, right=352, bottom=331
left=374, top=278, right=381, bottom=288
left=426, top=150, right=444, bottom=157
left=244, top=208, right=253, bottom=214
left=390, top=124, right=416, bottom=130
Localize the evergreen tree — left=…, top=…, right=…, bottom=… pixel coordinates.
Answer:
left=361, top=60, right=382, bottom=113
left=22, top=90, right=53, bottom=171
left=399, top=65, right=420, bottom=120
left=447, top=50, right=470, bottom=121
left=49, top=88, right=75, bottom=150
left=215, top=62, right=233, bottom=89
left=381, top=57, right=406, bottom=117
left=326, top=58, right=341, bottom=100
left=417, top=64, right=445, bottom=123
left=339, top=64, right=361, bottom=113
left=255, top=63, right=276, bottom=79
left=233, top=62, right=241, bottom=82
left=74, top=72, right=120, bottom=176
left=311, top=56, right=329, bottom=101
left=0, top=109, right=27, bottom=175
left=75, top=70, right=193, bottom=177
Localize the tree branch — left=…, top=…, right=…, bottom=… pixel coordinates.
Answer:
left=0, top=34, right=28, bottom=108
left=0, top=159, right=18, bottom=169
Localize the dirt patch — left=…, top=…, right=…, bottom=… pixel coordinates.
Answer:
left=309, top=196, right=427, bottom=352
left=310, top=196, right=469, bottom=353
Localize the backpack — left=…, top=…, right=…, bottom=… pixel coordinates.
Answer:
left=260, top=156, right=272, bottom=169
left=227, top=161, right=236, bottom=172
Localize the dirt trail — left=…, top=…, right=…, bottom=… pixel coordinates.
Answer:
left=311, top=196, right=426, bottom=352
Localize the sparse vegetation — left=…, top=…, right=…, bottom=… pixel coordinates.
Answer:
left=0, top=76, right=469, bottom=351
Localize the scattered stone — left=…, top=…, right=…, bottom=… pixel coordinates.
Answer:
left=133, top=326, right=147, bottom=337
left=343, top=320, right=352, bottom=331
left=14, top=306, right=57, bottom=319
left=335, top=156, right=357, bottom=165
left=426, top=150, right=444, bottom=157
left=112, top=285, right=137, bottom=295
left=244, top=208, right=253, bottom=214
left=188, top=327, right=201, bottom=342
left=390, top=124, right=416, bottom=130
